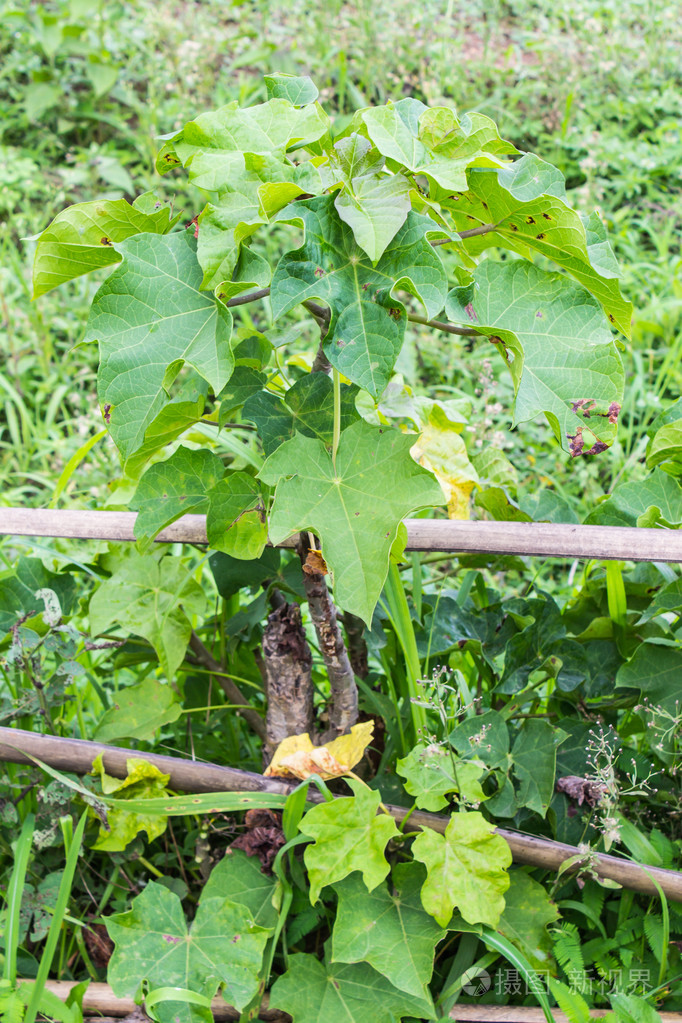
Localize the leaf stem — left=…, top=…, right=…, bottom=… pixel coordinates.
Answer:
left=407, top=313, right=480, bottom=337
left=223, top=287, right=271, bottom=307
left=332, top=368, right=341, bottom=470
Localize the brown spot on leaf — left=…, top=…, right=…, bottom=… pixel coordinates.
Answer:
left=571, top=399, right=596, bottom=418
left=567, top=428, right=584, bottom=457
left=103, top=404, right=112, bottom=424
left=607, top=402, right=621, bottom=424
left=525, top=216, right=536, bottom=224
left=536, top=233, right=546, bottom=240
left=163, top=934, right=182, bottom=944
left=488, top=335, right=503, bottom=344
left=608, top=313, right=616, bottom=324
left=542, top=212, right=552, bottom=220
left=464, top=302, right=477, bottom=322
left=509, top=222, right=518, bottom=231
left=100, top=236, right=113, bottom=246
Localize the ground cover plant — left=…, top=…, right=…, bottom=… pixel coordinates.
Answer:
left=1, top=2, right=682, bottom=1022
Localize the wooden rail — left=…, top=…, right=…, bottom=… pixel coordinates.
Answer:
left=29, top=980, right=682, bottom=1022
left=3, top=729, right=682, bottom=903
left=2, top=508, right=682, bottom=562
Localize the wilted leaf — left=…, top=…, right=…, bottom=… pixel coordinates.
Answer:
left=90, top=755, right=171, bottom=851
left=410, top=406, right=478, bottom=518
left=265, top=721, right=374, bottom=780
left=0, top=557, right=78, bottom=635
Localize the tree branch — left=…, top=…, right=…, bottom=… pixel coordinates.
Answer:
left=407, top=313, right=481, bottom=337
left=188, top=632, right=267, bottom=741
left=297, top=536, right=358, bottom=741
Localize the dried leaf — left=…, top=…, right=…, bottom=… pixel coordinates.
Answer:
left=264, top=721, right=374, bottom=780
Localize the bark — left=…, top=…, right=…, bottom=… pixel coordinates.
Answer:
left=2, top=727, right=681, bottom=903
left=297, top=537, right=358, bottom=741
left=343, top=613, right=369, bottom=679
left=262, top=602, right=314, bottom=763
left=188, top=632, right=266, bottom=742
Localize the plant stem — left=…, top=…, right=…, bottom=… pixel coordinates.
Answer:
left=188, top=632, right=266, bottom=741
left=382, top=563, right=426, bottom=740
left=407, top=313, right=480, bottom=337
left=332, top=368, right=341, bottom=470
left=297, top=535, right=358, bottom=741
left=223, top=287, right=271, bottom=307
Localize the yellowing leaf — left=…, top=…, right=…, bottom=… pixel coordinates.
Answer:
left=90, top=754, right=171, bottom=851
left=410, top=407, right=478, bottom=519
left=264, top=721, right=374, bottom=780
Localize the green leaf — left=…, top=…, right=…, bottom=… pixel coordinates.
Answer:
left=106, top=881, right=270, bottom=1020
left=124, top=375, right=209, bottom=478
left=90, top=755, right=170, bottom=851
left=496, top=153, right=567, bottom=201
left=218, top=367, right=267, bottom=426
left=585, top=468, right=682, bottom=527
left=446, top=260, right=624, bottom=452
left=510, top=718, right=564, bottom=817
left=271, top=195, right=447, bottom=396
left=497, top=870, right=559, bottom=970
left=616, top=641, right=682, bottom=714
left=647, top=420, right=682, bottom=474
left=329, top=134, right=411, bottom=261
left=93, top=678, right=182, bottom=743
left=206, top=472, right=268, bottom=559
left=131, top=447, right=225, bottom=551
left=299, top=778, right=400, bottom=904
left=88, top=553, right=206, bottom=678
left=411, top=811, right=512, bottom=927
left=259, top=420, right=444, bottom=622
left=264, top=73, right=319, bottom=105
left=243, top=372, right=359, bottom=456
left=0, top=557, right=78, bottom=635
left=209, top=547, right=281, bottom=600
left=362, top=102, right=516, bottom=194
left=85, top=231, right=233, bottom=461
left=331, top=864, right=444, bottom=1003
left=203, top=849, right=278, bottom=930
left=396, top=742, right=488, bottom=811
left=638, top=577, right=682, bottom=623
left=32, top=197, right=174, bottom=297
left=610, top=993, right=662, bottom=1023
left=441, top=167, right=632, bottom=335
left=270, top=954, right=435, bottom=1023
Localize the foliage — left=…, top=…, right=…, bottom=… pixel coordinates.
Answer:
left=1, top=2, right=682, bottom=1021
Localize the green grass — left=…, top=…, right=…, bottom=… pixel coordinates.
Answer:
left=1, top=0, right=680, bottom=516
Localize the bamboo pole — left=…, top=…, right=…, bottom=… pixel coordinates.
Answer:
left=2, top=728, right=681, bottom=902
left=3, top=507, right=682, bottom=562
left=26, top=980, right=682, bottom=1022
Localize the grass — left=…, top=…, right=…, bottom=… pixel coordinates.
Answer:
left=1, top=0, right=680, bottom=517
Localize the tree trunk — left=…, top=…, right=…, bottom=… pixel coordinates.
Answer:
left=262, top=602, right=314, bottom=764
